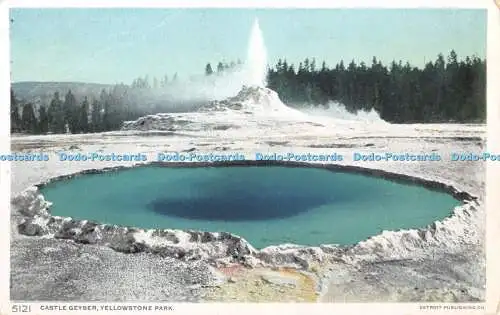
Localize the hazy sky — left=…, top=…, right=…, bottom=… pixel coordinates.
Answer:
left=10, top=8, right=486, bottom=84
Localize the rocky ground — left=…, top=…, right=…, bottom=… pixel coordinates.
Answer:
left=9, top=87, right=486, bottom=302
left=10, top=131, right=485, bottom=302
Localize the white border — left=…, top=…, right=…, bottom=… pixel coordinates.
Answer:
left=6, top=0, right=492, bottom=9
left=486, top=1, right=500, bottom=315
left=0, top=0, right=11, bottom=315
left=1, top=1, right=498, bottom=315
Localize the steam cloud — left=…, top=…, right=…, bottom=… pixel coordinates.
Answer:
left=139, top=18, right=386, bottom=123
left=141, top=18, right=268, bottom=110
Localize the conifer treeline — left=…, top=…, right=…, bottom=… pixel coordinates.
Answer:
left=10, top=87, right=141, bottom=134
left=10, top=51, right=486, bottom=134
left=205, top=60, right=243, bottom=76
left=267, top=50, right=486, bottom=123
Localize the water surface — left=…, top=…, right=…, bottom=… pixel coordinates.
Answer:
left=41, top=166, right=460, bottom=248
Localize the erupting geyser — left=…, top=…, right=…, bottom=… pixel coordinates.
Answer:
left=245, top=18, right=268, bottom=87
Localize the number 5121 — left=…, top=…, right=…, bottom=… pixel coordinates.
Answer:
left=12, top=304, right=31, bottom=313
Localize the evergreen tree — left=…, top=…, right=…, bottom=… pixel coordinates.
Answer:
left=217, top=62, right=224, bottom=73
left=143, top=75, right=151, bottom=89
left=101, top=90, right=111, bottom=131
left=205, top=63, right=214, bottom=76
left=79, top=97, right=90, bottom=133
left=91, top=98, right=102, bottom=132
left=38, top=106, right=49, bottom=134
left=48, top=92, right=65, bottom=133
left=266, top=52, right=485, bottom=123
left=63, top=90, right=78, bottom=133
left=21, top=103, right=37, bottom=134
left=10, top=89, right=21, bottom=133
left=163, top=74, right=169, bottom=87
left=11, top=51, right=486, bottom=135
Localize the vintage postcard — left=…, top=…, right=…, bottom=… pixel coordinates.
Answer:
left=1, top=0, right=499, bottom=314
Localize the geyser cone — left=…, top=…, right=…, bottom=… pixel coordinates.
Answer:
left=245, top=18, right=268, bottom=87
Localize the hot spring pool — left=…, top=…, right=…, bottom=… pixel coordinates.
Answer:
left=40, top=165, right=461, bottom=249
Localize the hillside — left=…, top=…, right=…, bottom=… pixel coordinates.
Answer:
left=11, top=81, right=114, bottom=103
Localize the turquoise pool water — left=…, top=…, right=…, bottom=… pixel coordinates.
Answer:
left=41, top=166, right=461, bottom=249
